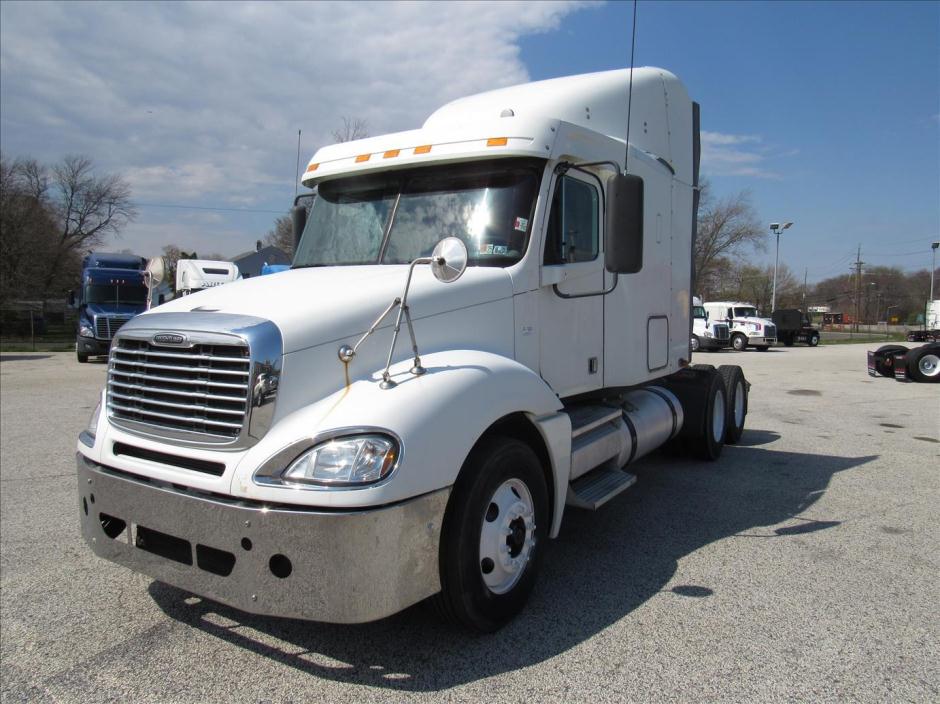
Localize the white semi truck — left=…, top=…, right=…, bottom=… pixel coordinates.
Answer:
left=691, top=296, right=731, bottom=352
left=703, top=301, right=777, bottom=351
left=175, top=259, right=241, bottom=296
left=77, top=68, right=750, bottom=632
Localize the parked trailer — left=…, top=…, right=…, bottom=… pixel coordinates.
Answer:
left=76, top=68, right=750, bottom=631
left=772, top=309, right=820, bottom=347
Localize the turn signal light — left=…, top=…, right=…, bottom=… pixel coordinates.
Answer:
left=413, top=145, right=432, bottom=154
left=486, top=137, right=508, bottom=147
left=355, top=154, right=371, bottom=163
left=305, top=163, right=319, bottom=173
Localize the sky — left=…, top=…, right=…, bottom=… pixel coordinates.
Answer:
left=1, top=0, right=937, bottom=282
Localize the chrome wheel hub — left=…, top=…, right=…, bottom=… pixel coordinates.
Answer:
left=479, top=478, right=536, bottom=594
left=918, top=353, right=939, bottom=377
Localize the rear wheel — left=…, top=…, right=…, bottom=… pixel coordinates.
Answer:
left=671, top=367, right=727, bottom=460
left=907, top=345, right=940, bottom=383
left=808, top=332, right=820, bottom=347
left=783, top=334, right=795, bottom=347
left=731, top=334, right=747, bottom=351
left=435, top=436, right=548, bottom=632
left=717, top=365, right=748, bottom=444
left=874, top=344, right=907, bottom=377
left=690, top=335, right=701, bottom=353
left=76, top=348, right=88, bottom=363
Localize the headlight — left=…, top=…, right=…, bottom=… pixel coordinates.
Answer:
left=79, top=401, right=101, bottom=447
left=79, top=323, right=94, bottom=337
left=704, top=330, right=713, bottom=338
left=281, top=434, right=398, bottom=486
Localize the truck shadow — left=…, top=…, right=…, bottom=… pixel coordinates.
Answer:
left=149, top=433, right=875, bottom=692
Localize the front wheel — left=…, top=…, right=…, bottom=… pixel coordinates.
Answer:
left=690, top=335, right=701, bottom=353
left=731, top=334, right=747, bottom=351
left=435, top=437, right=548, bottom=632
left=77, top=349, right=88, bottom=363
left=808, top=333, right=820, bottom=347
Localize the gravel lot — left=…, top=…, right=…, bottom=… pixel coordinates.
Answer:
left=1, top=344, right=938, bottom=703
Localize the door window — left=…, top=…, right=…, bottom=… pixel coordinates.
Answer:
left=544, top=175, right=599, bottom=264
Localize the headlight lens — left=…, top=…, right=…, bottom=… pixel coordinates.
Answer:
left=282, top=434, right=398, bottom=486
left=79, top=323, right=94, bottom=337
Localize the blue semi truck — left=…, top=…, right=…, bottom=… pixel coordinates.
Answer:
left=70, top=253, right=150, bottom=363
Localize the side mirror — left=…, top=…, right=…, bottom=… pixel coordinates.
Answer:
left=430, top=237, right=468, bottom=283
left=67, top=290, right=76, bottom=307
left=291, top=205, right=307, bottom=251
left=605, top=173, right=644, bottom=274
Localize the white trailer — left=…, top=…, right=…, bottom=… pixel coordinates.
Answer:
left=76, top=68, right=750, bottom=632
left=703, top=300, right=777, bottom=351
left=175, top=259, right=241, bottom=296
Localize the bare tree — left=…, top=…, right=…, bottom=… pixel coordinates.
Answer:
left=693, top=178, right=765, bottom=294
left=263, top=215, right=294, bottom=256
left=331, top=116, right=369, bottom=143
left=39, top=155, right=137, bottom=293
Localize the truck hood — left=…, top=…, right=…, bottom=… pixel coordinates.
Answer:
left=147, top=265, right=514, bottom=354
left=732, top=316, right=774, bottom=327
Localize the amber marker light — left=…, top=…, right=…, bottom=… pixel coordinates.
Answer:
left=413, top=145, right=432, bottom=154
left=383, top=149, right=400, bottom=159
left=305, top=163, right=319, bottom=173
left=486, top=137, right=508, bottom=147
left=355, top=154, right=371, bottom=163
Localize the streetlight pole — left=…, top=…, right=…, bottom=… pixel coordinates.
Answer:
left=769, top=221, right=793, bottom=313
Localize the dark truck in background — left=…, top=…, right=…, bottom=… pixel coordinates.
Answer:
left=69, top=253, right=149, bottom=363
left=772, top=309, right=820, bottom=347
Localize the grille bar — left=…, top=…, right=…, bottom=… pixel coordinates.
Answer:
left=108, top=337, right=251, bottom=439
left=95, top=316, right=133, bottom=340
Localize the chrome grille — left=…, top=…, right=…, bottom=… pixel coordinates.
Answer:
left=764, top=324, right=777, bottom=339
left=107, top=338, right=250, bottom=438
left=95, top=316, right=133, bottom=340
left=714, top=324, right=730, bottom=341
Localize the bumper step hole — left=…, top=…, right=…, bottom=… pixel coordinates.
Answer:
left=241, top=538, right=252, bottom=551
left=90, top=493, right=95, bottom=504
left=99, top=513, right=126, bottom=540
left=82, top=498, right=88, bottom=516
left=135, top=525, right=193, bottom=566
left=269, top=554, right=292, bottom=579
left=196, top=544, right=236, bottom=577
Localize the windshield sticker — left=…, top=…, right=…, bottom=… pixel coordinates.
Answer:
left=493, top=245, right=508, bottom=255
left=514, top=217, right=529, bottom=232
left=479, top=243, right=494, bottom=255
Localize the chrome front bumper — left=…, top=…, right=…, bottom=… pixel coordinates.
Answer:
left=77, top=454, right=449, bottom=623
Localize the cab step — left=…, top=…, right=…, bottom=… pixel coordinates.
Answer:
left=566, top=404, right=622, bottom=439
left=566, top=465, right=637, bottom=510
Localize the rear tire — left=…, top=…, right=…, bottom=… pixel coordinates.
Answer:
left=77, top=351, right=88, bottom=363
left=874, top=344, right=907, bottom=377
left=669, top=367, right=727, bottom=461
left=690, top=335, right=701, bottom=353
left=783, top=334, right=795, bottom=347
left=435, top=436, right=548, bottom=632
left=731, top=334, right=747, bottom=351
left=906, top=345, right=940, bottom=383
left=808, top=333, right=820, bottom=347
left=717, top=365, right=748, bottom=444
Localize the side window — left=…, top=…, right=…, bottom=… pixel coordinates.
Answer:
left=726, top=307, right=734, bottom=320
left=543, top=176, right=599, bottom=264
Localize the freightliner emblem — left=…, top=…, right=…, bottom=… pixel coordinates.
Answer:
left=152, top=332, right=187, bottom=346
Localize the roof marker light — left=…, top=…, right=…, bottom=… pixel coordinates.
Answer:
left=305, top=163, right=319, bottom=173
left=355, top=154, right=371, bottom=163
left=487, top=137, right=508, bottom=147
left=383, top=149, right=400, bottom=159
left=414, top=145, right=432, bottom=154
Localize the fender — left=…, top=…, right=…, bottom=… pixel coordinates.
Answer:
left=229, top=349, right=569, bottom=513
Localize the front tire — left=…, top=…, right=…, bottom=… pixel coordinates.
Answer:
left=435, top=436, right=548, bottom=632
left=77, top=350, right=88, bottom=363
left=690, top=335, right=701, bottom=353
left=731, top=334, right=747, bottom=351
left=808, top=333, right=820, bottom=347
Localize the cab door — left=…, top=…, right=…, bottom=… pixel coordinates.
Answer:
left=538, top=170, right=605, bottom=398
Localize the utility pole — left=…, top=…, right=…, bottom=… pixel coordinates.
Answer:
left=853, top=244, right=863, bottom=333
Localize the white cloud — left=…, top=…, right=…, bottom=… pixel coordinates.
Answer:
left=0, top=0, right=591, bottom=255
left=700, top=129, right=795, bottom=179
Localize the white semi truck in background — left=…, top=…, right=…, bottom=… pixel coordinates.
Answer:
left=175, top=260, right=241, bottom=296
left=691, top=296, right=731, bottom=352
left=703, top=301, right=777, bottom=351
left=77, top=68, right=751, bottom=632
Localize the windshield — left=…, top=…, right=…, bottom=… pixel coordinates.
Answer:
left=692, top=305, right=706, bottom=319
left=84, top=283, right=147, bottom=306
left=293, top=158, right=544, bottom=268
left=733, top=306, right=759, bottom=318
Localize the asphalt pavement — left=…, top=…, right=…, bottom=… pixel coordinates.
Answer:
left=1, top=344, right=937, bottom=703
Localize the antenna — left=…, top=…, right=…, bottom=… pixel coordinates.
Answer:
left=294, top=129, right=302, bottom=199
left=623, top=0, right=638, bottom=174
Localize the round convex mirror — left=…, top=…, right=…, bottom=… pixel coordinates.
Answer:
left=431, top=237, right=468, bottom=283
